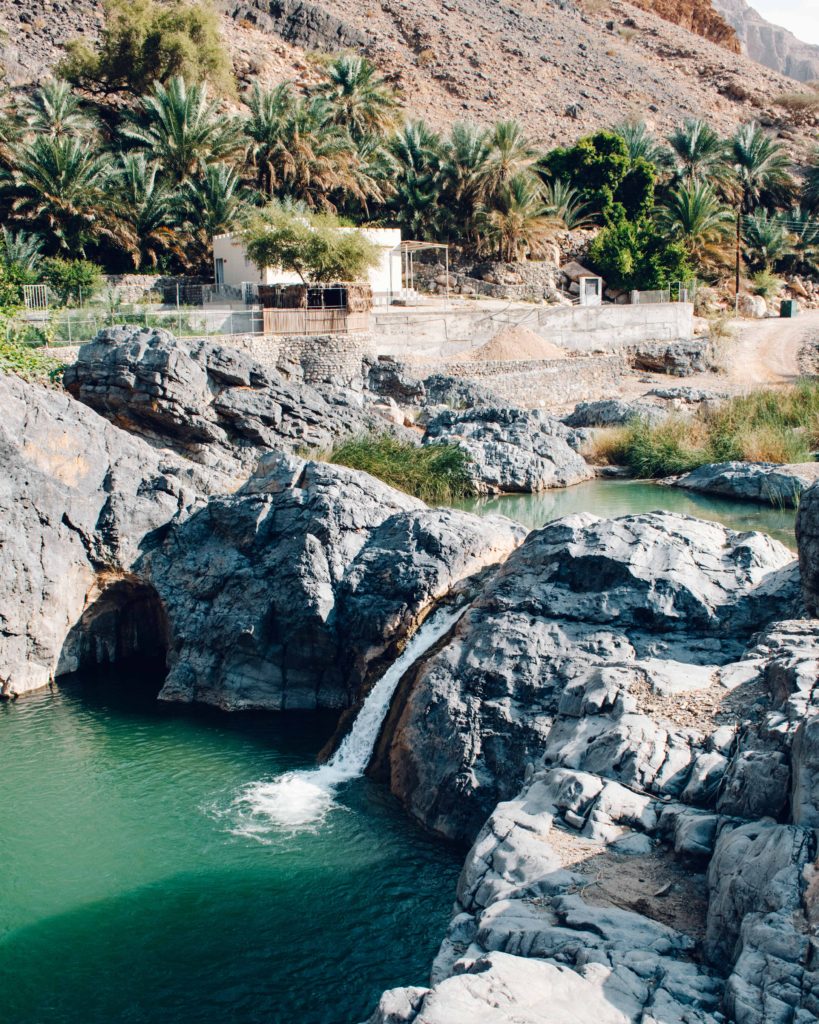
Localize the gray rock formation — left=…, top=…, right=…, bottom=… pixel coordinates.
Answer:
left=562, top=398, right=667, bottom=428
left=423, top=406, right=593, bottom=494
left=142, top=451, right=524, bottom=711
left=714, top=0, right=819, bottom=82
left=797, top=481, right=819, bottom=615
left=631, top=340, right=708, bottom=376
left=64, top=326, right=378, bottom=475
left=364, top=512, right=818, bottom=1024
left=674, top=460, right=819, bottom=508
left=0, top=372, right=225, bottom=698
left=377, top=511, right=800, bottom=843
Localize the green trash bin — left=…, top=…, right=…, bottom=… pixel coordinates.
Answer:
left=780, top=299, right=799, bottom=318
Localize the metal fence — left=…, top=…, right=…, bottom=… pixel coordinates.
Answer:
left=14, top=307, right=265, bottom=346
left=630, top=282, right=697, bottom=305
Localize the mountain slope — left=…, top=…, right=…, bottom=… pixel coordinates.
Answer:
left=0, top=0, right=815, bottom=156
left=713, top=0, right=819, bottom=82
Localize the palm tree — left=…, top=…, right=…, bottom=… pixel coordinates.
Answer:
left=177, top=163, right=253, bottom=271
left=316, top=55, right=400, bottom=140
left=4, top=135, right=128, bottom=256
left=21, top=79, right=96, bottom=138
left=122, top=76, right=242, bottom=183
left=244, top=81, right=296, bottom=194
left=337, top=132, right=396, bottom=217
left=541, top=179, right=596, bottom=229
left=1, top=226, right=44, bottom=272
left=114, top=153, right=179, bottom=269
left=803, top=148, right=819, bottom=213
left=485, top=174, right=551, bottom=262
left=656, top=181, right=734, bottom=277
left=726, top=122, right=794, bottom=294
left=615, top=121, right=672, bottom=170
left=387, top=120, right=444, bottom=238
left=666, top=119, right=725, bottom=183
left=482, top=120, right=538, bottom=197
left=782, top=206, right=819, bottom=275
left=438, top=122, right=493, bottom=244
left=742, top=209, right=793, bottom=271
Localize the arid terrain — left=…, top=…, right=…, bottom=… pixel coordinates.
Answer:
left=1, top=0, right=817, bottom=158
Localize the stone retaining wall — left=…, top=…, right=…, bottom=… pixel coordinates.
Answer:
left=403, top=354, right=627, bottom=408
left=221, top=332, right=375, bottom=391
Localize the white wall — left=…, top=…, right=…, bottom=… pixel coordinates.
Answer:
left=213, top=228, right=403, bottom=295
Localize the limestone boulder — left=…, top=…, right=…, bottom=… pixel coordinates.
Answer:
left=143, top=451, right=524, bottom=711
left=675, top=460, right=819, bottom=509
left=423, top=406, right=593, bottom=494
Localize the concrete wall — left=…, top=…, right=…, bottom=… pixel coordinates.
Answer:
left=404, top=354, right=627, bottom=410
left=372, top=302, right=694, bottom=361
left=213, top=228, right=403, bottom=296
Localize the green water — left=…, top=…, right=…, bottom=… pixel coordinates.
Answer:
left=456, top=478, right=797, bottom=549
left=0, top=669, right=461, bottom=1024
left=1, top=479, right=797, bottom=1024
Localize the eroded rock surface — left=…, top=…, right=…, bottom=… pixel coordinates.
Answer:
left=423, top=406, right=593, bottom=494
left=0, top=372, right=224, bottom=697
left=143, top=451, right=524, bottom=711
left=64, top=326, right=378, bottom=475
left=797, top=481, right=819, bottom=614
left=675, top=460, right=819, bottom=508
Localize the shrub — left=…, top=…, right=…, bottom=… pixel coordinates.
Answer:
left=43, top=258, right=104, bottom=306
left=751, top=269, right=782, bottom=300
left=588, top=207, right=691, bottom=291
left=59, top=0, right=234, bottom=97
left=0, top=328, right=62, bottom=383
left=325, top=433, right=475, bottom=503
left=589, top=381, right=819, bottom=481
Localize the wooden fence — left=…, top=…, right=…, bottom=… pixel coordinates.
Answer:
left=262, top=308, right=370, bottom=335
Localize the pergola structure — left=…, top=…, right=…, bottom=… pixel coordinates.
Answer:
left=390, top=240, right=451, bottom=305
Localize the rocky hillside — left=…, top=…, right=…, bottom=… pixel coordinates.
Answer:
left=714, top=0, right=819, bottom=82
left=0, top=0, right=816, bottom=154
left=629, top=0, right=740, bottom=52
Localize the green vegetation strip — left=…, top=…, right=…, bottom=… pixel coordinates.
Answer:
left=0, top=333, right=62, bottom=383
left=592, top=381, right=819, bottom=478
left=327, top=434, right=475, bottom=504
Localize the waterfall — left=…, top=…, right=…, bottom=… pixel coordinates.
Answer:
left=231, top=604, right=465, bottom=836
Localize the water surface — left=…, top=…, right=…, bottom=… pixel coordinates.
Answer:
left=456, top=478, right=797, bottom=548
left=0, top=669, right=461, bottom=1024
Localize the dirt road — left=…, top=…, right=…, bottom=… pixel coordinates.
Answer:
left=725, top=309, right=819, bottom=388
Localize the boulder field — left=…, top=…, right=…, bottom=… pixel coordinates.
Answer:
left=2, top=327, right=819, bottom=1024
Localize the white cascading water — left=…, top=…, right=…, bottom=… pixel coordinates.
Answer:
left=231, top=604, right=465, bottom=836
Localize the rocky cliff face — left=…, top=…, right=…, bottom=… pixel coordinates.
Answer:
left=364, top=492, right=819, bottom=1024
left=629, top=0, right=740, bottom=52
left=714, top=0, right=819, bottom=82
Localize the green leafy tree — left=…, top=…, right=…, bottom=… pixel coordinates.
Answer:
left=177, top=163, right=253, bottom=271
left=59, top=0, right=234, bottom=97
left=540, top=131, right=630, bottom=209
left=243, top=201, right=379, bottom=283
left=114, top=153, right=179, bottom=269
left=484, top=173, right=552, bottom=262
left=540, top=179, right=595, bottom=230
left=386, top=120, right=444, bottom=238
left=589, top=206, right=691, bottom=292
left=43, top=257, right=104, bottom=305
left=316, top=55, right=400, bottom=140
left=122, top=76, right=242, bottom=184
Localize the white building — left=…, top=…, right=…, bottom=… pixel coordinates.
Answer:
left=212, top=227, right=403, bottom=300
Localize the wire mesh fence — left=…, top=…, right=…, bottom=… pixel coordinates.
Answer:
left=12, top=307, right=265, bottom=346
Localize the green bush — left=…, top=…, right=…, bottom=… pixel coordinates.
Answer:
left=59, top=0, right=234, bottom=97
left=588, top=208, right=691, bottom=292
left=326, top=434, right=475, bottom=503
left=0, top=329, right=62, bottom=383
left=43, top=258, right=104, bottom=306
